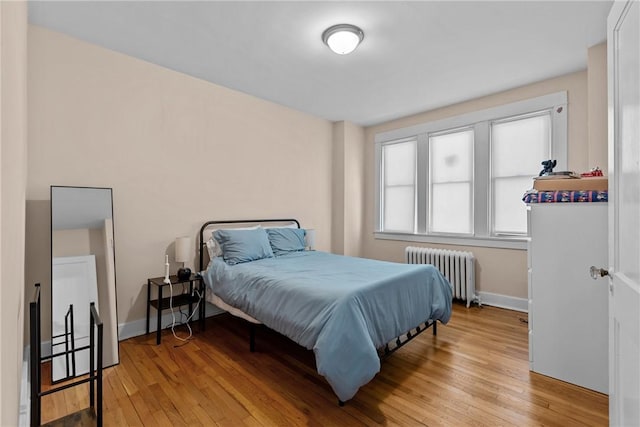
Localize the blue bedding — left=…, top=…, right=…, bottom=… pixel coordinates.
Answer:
left=201, top=251, right=453, bottom=401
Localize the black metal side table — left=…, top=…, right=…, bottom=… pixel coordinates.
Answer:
left=146, top=274, right=204, bottom=345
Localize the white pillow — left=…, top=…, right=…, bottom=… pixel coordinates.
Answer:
left=208, top=225, right=260, bottom=258
left=264, top=223, right=298, bottom=230
left=205, top=238, right=218, bottom=259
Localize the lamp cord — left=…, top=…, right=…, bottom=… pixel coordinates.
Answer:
left=167, top=280, right=202, bottom=343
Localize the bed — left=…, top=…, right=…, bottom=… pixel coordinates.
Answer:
left=198, top=219, right=453, bottom=403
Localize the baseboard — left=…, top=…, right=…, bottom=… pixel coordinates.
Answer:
left=476, top=291, right=528, bottom=313
left=118, top=303, right=223, bottom=341
left=42, top=293, right=525, bottom=350
left=39, top=303, right=224, bottom=357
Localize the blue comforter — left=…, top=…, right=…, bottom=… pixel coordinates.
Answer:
left=202, top=251, right=453, bottom=401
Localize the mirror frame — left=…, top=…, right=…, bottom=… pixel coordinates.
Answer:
left=50, top=185, right=120, bottom=382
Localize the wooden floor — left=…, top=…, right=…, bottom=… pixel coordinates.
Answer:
left=41, top=303, right=608, bottom=426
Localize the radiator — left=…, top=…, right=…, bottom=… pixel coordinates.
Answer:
left=405, top=246, right=478, bottom=307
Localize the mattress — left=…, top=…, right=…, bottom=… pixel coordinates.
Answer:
left=206, top=290, right=260, bottom=324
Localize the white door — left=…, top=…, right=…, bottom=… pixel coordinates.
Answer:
left=607, top=1, right=640, bottom=425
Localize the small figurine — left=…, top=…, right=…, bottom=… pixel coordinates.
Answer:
left=539, top=159, right=557, bottom=176
left=581, top=167, right=604, bottom=177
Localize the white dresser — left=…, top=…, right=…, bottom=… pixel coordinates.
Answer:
left=527, top=203, right=608, bottom=394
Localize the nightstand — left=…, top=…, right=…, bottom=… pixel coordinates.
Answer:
left=146, top=274, right=204, bottom=345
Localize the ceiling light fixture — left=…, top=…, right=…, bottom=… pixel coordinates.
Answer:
left=322, top=24, right=364, bottom=55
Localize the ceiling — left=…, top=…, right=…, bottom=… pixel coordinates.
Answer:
left=28, top=1, right=613, bottom=127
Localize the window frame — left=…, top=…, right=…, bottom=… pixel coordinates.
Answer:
left=380, top=137, right=418, bottom=233
left=428, top=126, right=475, bottom=236
left=374, top=91, right=567, bottom=250
left=489, top=109, right=553, bottom=236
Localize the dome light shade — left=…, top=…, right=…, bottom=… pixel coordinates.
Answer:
left=322, top=24, right=364, bottom=55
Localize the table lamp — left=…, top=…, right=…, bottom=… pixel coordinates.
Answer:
left=175, top=236, right=192, bottom=280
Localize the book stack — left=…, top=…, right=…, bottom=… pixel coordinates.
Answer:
left=533, top=171, right=608, bottom=191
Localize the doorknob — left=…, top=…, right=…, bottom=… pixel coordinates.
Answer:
left=590, top=266, right=609, bottom=280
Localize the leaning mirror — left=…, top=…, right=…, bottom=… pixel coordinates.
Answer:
left=50, top=186, right=119, bottom=382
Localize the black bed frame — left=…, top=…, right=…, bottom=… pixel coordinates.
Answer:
left=199, top=218, right=301, bottom=275
left=198, top=219, right=437, bottom=405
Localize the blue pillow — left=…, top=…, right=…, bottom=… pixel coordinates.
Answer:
left=267, top=228, right=306, bottom=256
left=213, top=227, right=274, bottom=265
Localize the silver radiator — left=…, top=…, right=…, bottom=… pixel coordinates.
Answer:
left=405, top=246, right=478, bottom=307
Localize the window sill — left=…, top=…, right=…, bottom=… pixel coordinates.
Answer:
left=373, top=232, right=529, bottom=250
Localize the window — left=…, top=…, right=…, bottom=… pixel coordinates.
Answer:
left=381, top=139, right=416, bottom=232
left=429, top=129, right=474, bottom=234
left=491, top=112, right=551, bottom=235
left=375, top=92, right=567, bottom=249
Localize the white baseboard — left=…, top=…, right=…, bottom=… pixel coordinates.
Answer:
left=118, top=303, right=223, bottom=341
left=476, top=291, right=528, bottom=313
left=39, top=304, right=224, bottom=358
left=43, top=292, right=527, bottom=349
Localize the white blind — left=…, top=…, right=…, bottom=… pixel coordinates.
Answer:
left=429, top=129, right=474, bottom=234
left=374, top=91, right=567, bottom=248
left=382, top=140, right=416, bottom=232
left=491, top=112, right=551, bottom=234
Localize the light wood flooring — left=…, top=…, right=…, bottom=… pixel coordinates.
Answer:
left=41, top=303, right=608, bottom=426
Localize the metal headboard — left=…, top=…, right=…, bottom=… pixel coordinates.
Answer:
left=198, top=219, right=301, bottom=271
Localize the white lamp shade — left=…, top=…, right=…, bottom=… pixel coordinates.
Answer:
left=327, top=31, right=360, bottom=54
left=322, top=24, right=364, bottom=55
left=175, top=236, right=191, bottom=263
left=305, top=229, right=316, bottom=250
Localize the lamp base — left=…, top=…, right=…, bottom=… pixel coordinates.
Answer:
left=177, top=268, right=192, bottom=280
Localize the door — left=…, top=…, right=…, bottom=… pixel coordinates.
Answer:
left=607, top=1, right=640, bottom=425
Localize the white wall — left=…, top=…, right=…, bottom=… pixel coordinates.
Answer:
left=26, top=26, right=334, bottom=330
left=0, top=1, right=28, bottom=425
left=331, top=121, right=365, bottom=256
left=588, top=42, right=608, bottom=174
